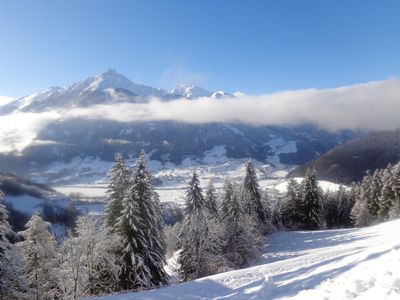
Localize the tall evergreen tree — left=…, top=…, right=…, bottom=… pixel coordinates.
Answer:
left=368, top=170, right=382, bottom=218
left=220, top=181, right=261, bottom=268
left=351, top=195, right=372, bottom=226
left=116, top=151, right=168, bottom=290
left=105, top=153, right=132, bottom=230
left=280, top=177, right=302, bottom=228
left=300, top=167, right=321, bottom=229
left=378, top=168, right=395, bottom=221
left=178, top=172, right=223, bottom=280
left=220, top=180, right=235, bottom=219
left=242, top=161, right=267, bottom=225
left=337, top=185, right=356, bottom=227
left=205, top=180, right=218, bottom=216
left=19, top=213, right=59, bottom=300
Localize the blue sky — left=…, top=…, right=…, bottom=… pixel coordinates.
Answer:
left=1, top=0, right=400, bottom=97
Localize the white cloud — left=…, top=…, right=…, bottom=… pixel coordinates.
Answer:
left=63, top=77, right=400, bottom=131
left=0, top=77, right=400, bottom=153
left=0, top=111, right=59, bottom=153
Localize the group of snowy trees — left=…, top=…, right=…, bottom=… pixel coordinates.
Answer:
left=351, top=163, right=400, bottom=226
left=3, top=152, right=400, bottom=298
left=177, top=161, right=272, bottom=281
left=0, top=151, right=168, bottom=299
left=272, top=167, right=356, bottom=230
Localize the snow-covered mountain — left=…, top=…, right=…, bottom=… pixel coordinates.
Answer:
left=170, top=84, right=213, bottom=99
left=0, top=69, right=170, bottom=113
left=0, top=70, right=361, bottom=184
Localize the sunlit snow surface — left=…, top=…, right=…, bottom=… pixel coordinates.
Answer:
left=89, top=220, right=400, bottom=300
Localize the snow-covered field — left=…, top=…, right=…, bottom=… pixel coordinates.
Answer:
left=91, top=220, right=400, bottom=300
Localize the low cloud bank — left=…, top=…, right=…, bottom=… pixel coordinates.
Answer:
left=1, top=77, right=400, bottom=153
left=66, top=77, right=400, bottom=131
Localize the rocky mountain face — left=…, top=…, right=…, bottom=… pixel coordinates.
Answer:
left=0, top=70, right=361, bottom=183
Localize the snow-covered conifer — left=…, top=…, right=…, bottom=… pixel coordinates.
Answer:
left=178, top=172, right=224, bottom=280
left=220, top=181, right=261, bottom=268
left=19, top=213, right=59, bottom=300
left=378, top=168, right=395, bottom=221
left=242, top=161, right=268, bottom=227
left=300, top=167, right=321, bottom=229
left=116, top=150, right=168, bottom=290
left=280, top=177, right=302, bottom=228
left=205, top=180, right=218, bottom=216
left=105, top=153, right=132, bottom=230
left=351, top=195, right=372, bottom=227
left=368, top=170, right=382, bottom=218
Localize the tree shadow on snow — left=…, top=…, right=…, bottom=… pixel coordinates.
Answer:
left=257, top=228, right=379, bottom=264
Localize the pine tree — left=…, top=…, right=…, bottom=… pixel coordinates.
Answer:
left=280, top=177, right=302, bottom=228
left=378, top=168, right=395, bottom=221
left=220, top=182, right=261, bottom=268
left=116, top=150, right=168, bottom=290
left=19, top=213, right=59, bottom=300
left=205, top=180, right=218, bottom=216
left=0, top=198, right=28, bottom=300
left=178, top=172, right=223, bottom=280
left=220, top=180, right=235, bottom=219
left=242, top=161, right=267, bottom=226
left=387, top=163, right=400, bottom=219
left=337, top=185, right=356, bottom=227
left=105, top=153, right=132, bottom=230
left=368, top=170, right=382, bottom=218
left=351, top=196, right=372, bottom=227
left=299, top=167, right=320, bottom=229
left=391, top=163, right=400, bottom=209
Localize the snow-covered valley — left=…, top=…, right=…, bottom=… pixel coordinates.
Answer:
left=92, top=219, right=400, bottom=300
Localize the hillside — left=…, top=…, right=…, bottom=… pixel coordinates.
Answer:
left=290, top=129, right=400, bottom=184
left=91, top=219, right=400, bottom=300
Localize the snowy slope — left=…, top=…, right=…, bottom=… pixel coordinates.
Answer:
left=91, top=220, right=400, bottom=300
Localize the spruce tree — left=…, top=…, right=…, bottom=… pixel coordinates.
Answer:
left=220, top=181, right=261, bottom=268
left=300, top=167, right=320, bottom=229
left=388, top=163, right=400, bottom=219
left=178, top=172, right=223, bottom=280
left=368, top=170, right=382, bottom=218
left=105, top=153, right=132, bottom=230
left=378, top=168, right=395, bottom=221
left=351, top=196, right=372, bottom=226
left=391, top=164, right=400, bottom=207
left=337, top=185, right=355, bottom=227
left=280, top=177, right=302, bottom=228
left=242, top=161, right=267, bottom=226
left=220, top=180, right=235, bottom=219
left=205, top=180, right=218, bottom=216
left=19, top=213, right=59, bottom=300
left=116, top=151, right=168, bottom=290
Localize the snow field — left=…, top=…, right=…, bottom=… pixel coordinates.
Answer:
left=91, top=219, right=400, bottom=300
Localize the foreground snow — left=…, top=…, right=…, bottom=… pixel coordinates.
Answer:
left=90, top=220, right=400, bottom=300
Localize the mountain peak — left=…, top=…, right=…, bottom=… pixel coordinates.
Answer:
left=170, top=84, right=212, bottom=99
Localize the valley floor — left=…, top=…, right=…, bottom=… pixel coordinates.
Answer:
left=91, top=220, right=400, bottom=300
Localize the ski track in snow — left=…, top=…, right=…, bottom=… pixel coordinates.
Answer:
left=89, top=220, right=400, bottom=300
